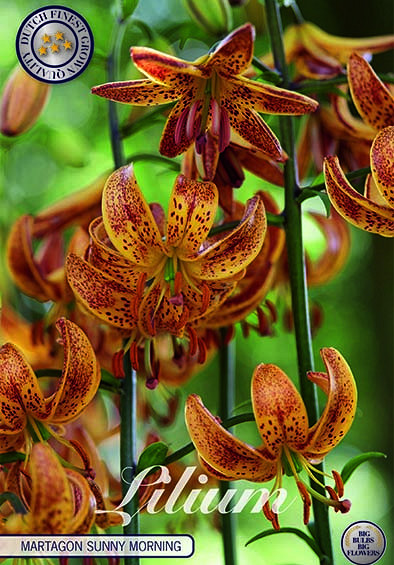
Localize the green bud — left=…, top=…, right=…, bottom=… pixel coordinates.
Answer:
left=184, top=0, right=233, bottom=36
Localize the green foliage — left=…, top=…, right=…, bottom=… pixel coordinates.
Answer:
left=341, top=452, right=387, bottom=485
left=136, top=441, right=169, bottom=473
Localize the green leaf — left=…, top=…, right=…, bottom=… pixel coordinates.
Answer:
left=0, top=452, right=26, bottom=464
left=341, top=452, right=387, bottom=485
left=0, top=491, right=28, bottom=515
left=136, top=442, right=169, bottom=473
left=246, top=527, right=324, bottom=558
left=317, top=191, right=331, bottom=217
left=310, top=172, right=325, bottom=187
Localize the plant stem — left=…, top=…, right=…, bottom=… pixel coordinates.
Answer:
left=107, top=10, right=139, bottom=564
left=264, top=1, right=333, bottom=563
left=121, top=352, right=139, bottom=565
left=219, top=329, right=237, bottom=565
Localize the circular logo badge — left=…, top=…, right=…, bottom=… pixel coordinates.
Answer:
left=16, top=5, right=94, bottom=84
left=341, top=521, right=386, bottom=564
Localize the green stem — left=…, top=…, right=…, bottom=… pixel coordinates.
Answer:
left=107, top=16, right=128, bottom=169
left=121, top=352, right=139, bottom=565
left=265, top=1, right=333, bottom=563
left=219, top=329, right=237, bottom=565
left=107, top=11, right=139, bottom=564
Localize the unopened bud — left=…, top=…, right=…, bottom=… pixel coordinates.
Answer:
left=0, top=66, right=50, bottom=137
left=184, top=0, right=232, bottom=36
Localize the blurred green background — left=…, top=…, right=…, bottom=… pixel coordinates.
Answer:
left=0, top=0, right=393, bottom=564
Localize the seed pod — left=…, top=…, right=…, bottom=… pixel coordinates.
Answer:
left=0, top=65, right=50, bottom=137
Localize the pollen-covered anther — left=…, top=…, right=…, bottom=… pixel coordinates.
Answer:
left=201, top=283, right=211, bottom=314
left=332, top=469, right=344, bottom=497
left=296, top=481, right=312, bottom=525
left=262, top=501, right=280, bottom=530
left=187, top=326, right=198, bottom=356
left=129, top=341, right=140, bottom=371
left=197, top=337, right=207, bottom=364
left=112, top=349, right=125, bottom=378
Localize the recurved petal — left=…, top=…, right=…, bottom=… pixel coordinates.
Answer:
left=0, top=343, right=49, bottom=428
left=66, top=253, right=138, bottom=331
left=167, top=175, right=218, bottom=255
left=92, top=79, right=181, bottom=105
left=88, top=217, right=143, bottom=287
left=208, top=23, right=255, bottom=77
left=187, top=195, right=266, bottom=279
left=132, top=46, right=205, bottom=85
left=66, top=470, right=96, bottom=533
left=159, top=91, right=201, bottom=158
left=226, top=77, right=318, bottom=115
left=45, top=318, right=100, bottom=423
left=371, top=126, right=394, bottom=208
left=364, top=173, right=389, bottom=206
left=137, top=281, right=186, bottom=338
left=252, top=364, right=309, bottom=457
left=221, top=102, right=285, bottom=161
left=6, top=215, right=55, bottom=301
left=306, top=210, right=350, bottom=287
left=304, top=348, right=357, bottom=457
left=324, top=155, right=394, bottom=237
left=28, top=444, right=74, bottom=533
left=185, top=394, right=277, bottom=481
left=302, top=22, right=394, bottom=63
left=103, top=164, right=166, bottom=266
left=348, top=53, right=394, bottom=131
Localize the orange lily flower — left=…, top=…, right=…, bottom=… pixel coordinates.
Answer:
left=6, top=173, right=106, bottom=303
left=0, top=318, right=100, bottom=453
left=92, top=23, right=318, bottom=167
left=186, top=348, right=356, bottom=528
left=263, top=22, right=394, bottom=80
left=66, top=165, right=266, bottom=347
left=1, top=443, right=96, bottom=534
left=324, top=127, right=394, bottom=236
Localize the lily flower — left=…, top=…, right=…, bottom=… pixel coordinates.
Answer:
left=66, top=165, right=266, bottom=353
left=324, top=126, right=394, bottom=236
left=263, top=22, right=394, bottom=80
left=185, top=348, right=356, bottom=528
left=1, top=443, right=96, bottom=534
left=92, top=23, right=318, bottom=168
left=0, top=318, right=100, bottom=453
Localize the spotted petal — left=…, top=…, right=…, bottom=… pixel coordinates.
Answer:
left=187, top=195, right=266, bottom=279
left=252, top=364, right=309, bottom=458
left=132, top=47, right=205, bottom=85
left=27, top=444, right=74, bottom=533
left=371, top=126, right=394, bottom=208
left=302, top=22, right=394, bottom=64
left=102, top=164, right=167, bottom=266
left=226, top=77, right=318, bottom=116
left=46, top=318, right=100, bottom=423
left=0, top=343, right=49, bottom=432
left=324, top=155, right=394, bottom=237
left=222, top=101, right=285, bottom=161
left=304, top=348, right=357, bottom=457
left=66, top=253, right=138, bottom=331
left=208, top=23, right=255, bottom=77
left=185, top=394, right=277, bottom=481
left=166, top=175, right=218, bottom=255
left=348, top=53, right=394, bottom=131
left=92, top=79, right=181, bottom=105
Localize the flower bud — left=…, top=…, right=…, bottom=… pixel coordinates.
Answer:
left=0, top=66, right=50, bottom=137
left=184, top=0, right=232, bottom=36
